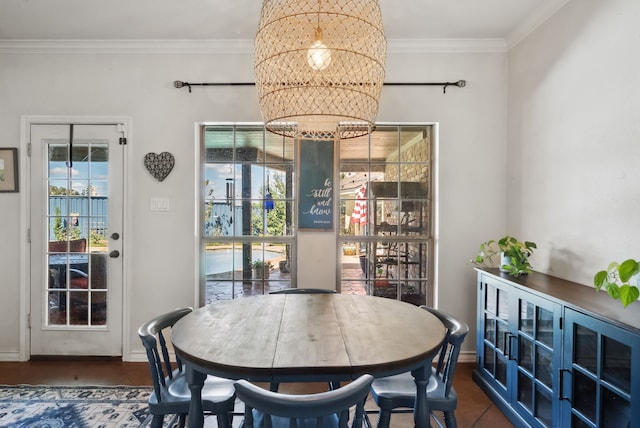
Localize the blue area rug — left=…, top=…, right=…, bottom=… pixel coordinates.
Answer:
left=0, top=385, right=178, bottom=428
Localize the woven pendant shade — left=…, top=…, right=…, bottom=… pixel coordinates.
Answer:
left=254, top=0, right=386, bottom=140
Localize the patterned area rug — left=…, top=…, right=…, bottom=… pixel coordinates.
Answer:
left=0, top=385, right=178, bottom=428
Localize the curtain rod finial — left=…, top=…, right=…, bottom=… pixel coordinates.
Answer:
left=173, top=80, right=192, bottom=93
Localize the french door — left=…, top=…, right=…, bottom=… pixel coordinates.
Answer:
left=29, top=121, right=126, bottom=356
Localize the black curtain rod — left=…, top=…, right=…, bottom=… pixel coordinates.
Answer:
left=173, top=79, right=466, bottom=94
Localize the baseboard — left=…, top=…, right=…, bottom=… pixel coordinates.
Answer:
left=0, top=352, right=22, bottom=361
left=124, top=349, right=149, bottom=363
left=457, top=350, right=476, bottom=364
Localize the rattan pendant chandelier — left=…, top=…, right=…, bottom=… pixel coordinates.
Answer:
left=254, top=0, right=386, bottom=140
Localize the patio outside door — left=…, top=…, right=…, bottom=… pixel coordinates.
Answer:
left=29, top=122, right=125, bottom=356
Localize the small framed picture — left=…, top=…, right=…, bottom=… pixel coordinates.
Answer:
left=0, top=148, right=19, bottom=193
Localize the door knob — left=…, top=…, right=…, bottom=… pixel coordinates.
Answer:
left=110, top=233, right=120, bottom=240
left=109, top=250, right=120, bottom=258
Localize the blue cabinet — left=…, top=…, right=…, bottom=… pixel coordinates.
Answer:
left=563, top=308, right=640, bottom=427
left=474, top=269, right=640, bottom=428
left=476, top=271, right=562, bottom=427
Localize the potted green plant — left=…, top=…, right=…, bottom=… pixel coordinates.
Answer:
left=594, top=258, right=640, bottom=307
left=471, top=236, right=537, bottom=277
left=374, top=264, right=389, bottom=287
left=252, top=259, right=273, bottom=280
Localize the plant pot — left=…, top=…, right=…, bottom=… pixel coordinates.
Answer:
left=500, top=252, right=511, bottom=273
left=279, top=260, right=290, bottom=273
left=343, top=246, right=357, bottom=256
left=500, top=252, right=529, bottom=275
left=375, top=279, right=389, bottom=287
left=359, top=255, right=368, bottom=276
left=253, top=267, right=270, bottom=280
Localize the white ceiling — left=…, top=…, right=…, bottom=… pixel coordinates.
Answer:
left=0, top=0, right=569, bottom=49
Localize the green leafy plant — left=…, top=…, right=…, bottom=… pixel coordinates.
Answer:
left=53, top=206, right=81, bottom=241
left=471, top=236, right=537, bottom=277
left=252, top=260, right=273, bottom=270
left=594, top=259, right=640, bottom=307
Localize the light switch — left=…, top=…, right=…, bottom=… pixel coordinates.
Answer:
left=150, top=197, right=170, bottom=211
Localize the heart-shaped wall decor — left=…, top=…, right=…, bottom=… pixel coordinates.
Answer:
left=144, top=152, right=175, bottom=182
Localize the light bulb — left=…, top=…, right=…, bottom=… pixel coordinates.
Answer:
left=307, top=27, right=331, bottom=71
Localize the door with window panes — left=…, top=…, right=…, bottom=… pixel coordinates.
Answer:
left=29, top=122, right=125, bottom=356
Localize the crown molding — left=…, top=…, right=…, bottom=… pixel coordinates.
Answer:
left=0, top=37, right=507, bottom=54
left=0, top=39, right=255, bottom=54
left=388, top=38, right=507, bottom=53
left=506, top=0, right=571, bottom=49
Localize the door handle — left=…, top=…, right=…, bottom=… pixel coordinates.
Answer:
left=109, top=250, right=120, bottom=258
left=502, top=331, right=510, bottom=356
left=507, top=334, right=517, bottom=361
left=559, top=368, right=571, bottom=402
left=110, top=233, right=120, bottom=240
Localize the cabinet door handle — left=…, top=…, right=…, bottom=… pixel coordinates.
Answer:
left=509, top=334, right=518, bottom=363
left=559, top=368, right=571, bottom=402
left=502, top=331, right=510, bottom=357
left=503, top=332, right=516, bottom=360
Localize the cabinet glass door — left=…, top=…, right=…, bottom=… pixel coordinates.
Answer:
left=478, top=278, right=511, bottom=396
left=512, top=293, right=561, bottom=428
left=563, top=308, right=639, bottom=428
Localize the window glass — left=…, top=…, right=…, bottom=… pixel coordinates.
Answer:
left=202, top=125, right=294, bottom=303
left=202, top=124, right=433, bottom=305
left=338, top=125, right=433, bottom=305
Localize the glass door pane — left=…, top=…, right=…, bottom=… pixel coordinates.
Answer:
left=201, top=125, right=294, bottom=304
left=47, top=142, right=109, bottom=326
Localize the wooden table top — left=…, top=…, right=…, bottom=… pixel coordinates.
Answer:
left=171, top=293, right=446, bottom=382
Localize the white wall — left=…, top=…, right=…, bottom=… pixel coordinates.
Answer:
left=508, top=0, right=640, bottom=287
left=0, top=45, right=507, bottom=359
left=382, top=51, right=508, bottom=354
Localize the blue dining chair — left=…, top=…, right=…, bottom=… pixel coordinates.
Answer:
left=138, top=307, right=236, bottom=428
left=368, top=306, right=469, bottom=428
left=235, top=373, right=373, bottom=428
left=268, top=288, right=338, bottom=392
left=269, top=288, right=337, bottom=294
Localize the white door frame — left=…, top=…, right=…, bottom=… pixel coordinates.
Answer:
left=19, top=115, right=132, bottom=361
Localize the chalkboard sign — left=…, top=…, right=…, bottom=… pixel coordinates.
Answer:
left=298, top=139, right=334, bottom=230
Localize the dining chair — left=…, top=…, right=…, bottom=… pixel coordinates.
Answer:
left=368, top=306, right=469, bottom=428
left=268, top=287, right=338, bottom=392
left=138, top=307, right=236, bottom=428
left=48, top=238, right=87, bottom=253
left=269, top=288, right=337, bottom=294
left=235, top=373, right=373, bottom=428
left=68, top=254, right=108, bottom=322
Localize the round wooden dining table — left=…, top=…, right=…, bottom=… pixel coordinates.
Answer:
left=171, top=293, right=446, bottom=428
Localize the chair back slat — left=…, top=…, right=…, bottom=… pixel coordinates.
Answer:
left=143, top=345, right=164, bottom=397
left=434, top=330, right=451, bottom=376
left=157, top=331, right=174, bottom=381
left=152, top=345, right=168, bottom=388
